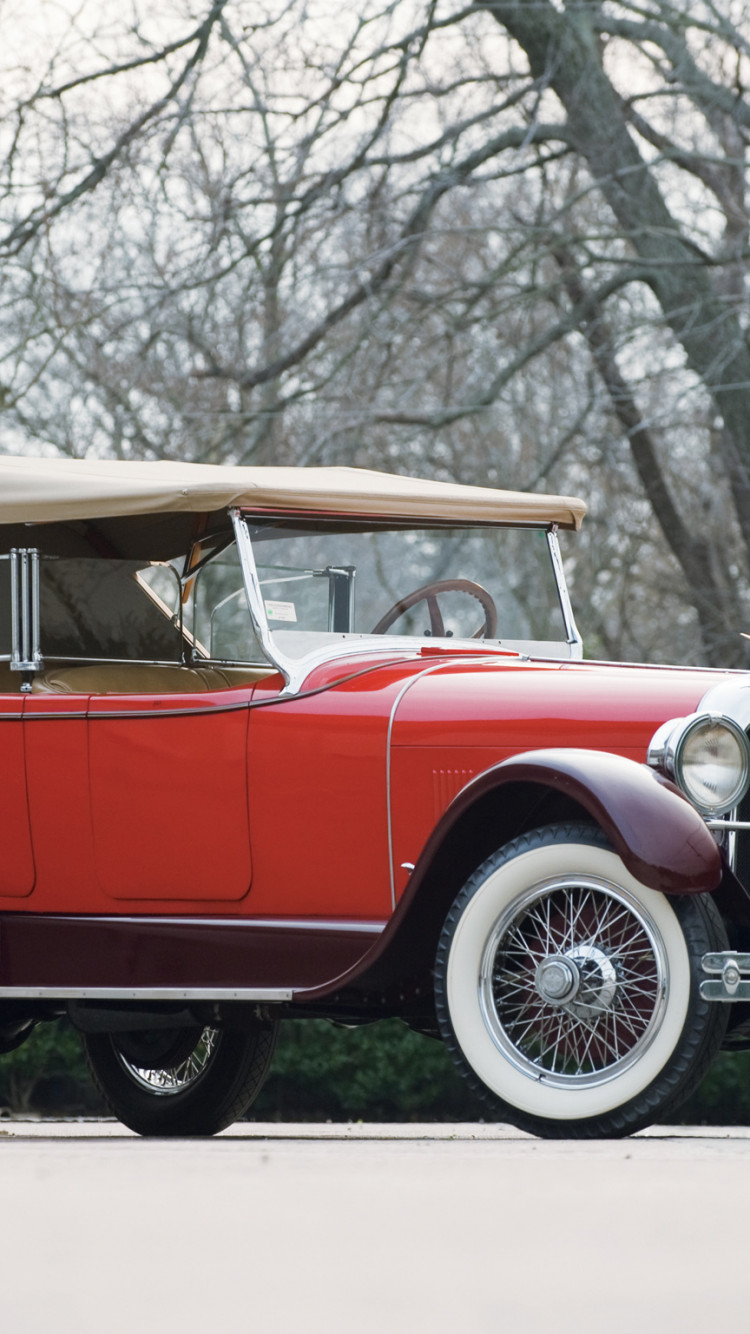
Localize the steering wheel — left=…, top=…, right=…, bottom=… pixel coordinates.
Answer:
left=371, top=578, right=498, bottom=639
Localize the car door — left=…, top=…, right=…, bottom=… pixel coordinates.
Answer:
left=87, top=685, right=254, bottom=904
left=20, top=546, right=257, bottom=910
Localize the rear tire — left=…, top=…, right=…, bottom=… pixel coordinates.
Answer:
left=84, top=1020, right=278, bottom=1137
left=434, top=823, right=727, bottom=1138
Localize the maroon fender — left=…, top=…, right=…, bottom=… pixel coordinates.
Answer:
left=452, top=748, right=722, bottom=895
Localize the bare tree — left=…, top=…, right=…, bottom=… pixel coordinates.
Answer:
left=1, top=1, right=749, bottom=666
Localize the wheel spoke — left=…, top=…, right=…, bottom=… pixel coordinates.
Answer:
left=489, top=876, right=666, bottom=1081
left=567, top=887, right=593, bottom=945
left=117, top=1028, right=217, bottom=1096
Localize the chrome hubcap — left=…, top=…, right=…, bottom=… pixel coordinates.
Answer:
left=534, top=945, right=619, bottom=1015
left=535, top=956, right=579, bottom=1003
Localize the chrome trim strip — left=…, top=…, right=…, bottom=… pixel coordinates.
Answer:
left=20, top=549, right=29, bottom=664
left=86, top=704, right=250, bottom=721
left=23, top=711, right=94, bottom=720
left=700, top=980, right=750, bottom=1002
left=30, top=548, right=40, bottom=663
left=703, top=951, right=750, bottom=973
left=386, top=661, right=456, bottom=911
left=9, top=548, right=42, bottom=675
left=706, top=820, right=750, bottom=831
left=33, top=655, right=194, bottom=668
left=232, top=509, right=291, bottom=690
left=585, top=658, right=733, bottom=674
left=0, top=986, right=293, bottom=1002
left=10, top=548, right=19, bottom=665
left=547, top=528, right=582, bottom=658
left=24, top=708, right=238, bottom=721
left=18, top=914, right=386, bottom=933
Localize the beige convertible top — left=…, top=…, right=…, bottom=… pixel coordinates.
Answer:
left=0, top=455, right=586, bottom=529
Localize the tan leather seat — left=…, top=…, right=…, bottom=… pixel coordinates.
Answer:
left=31, top=662, right=274, bottom=695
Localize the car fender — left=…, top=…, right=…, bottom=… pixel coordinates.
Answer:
left=441, top=748, right=722, bottom=895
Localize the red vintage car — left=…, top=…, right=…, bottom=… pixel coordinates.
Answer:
left=0, top=455, right=746, bottom=1137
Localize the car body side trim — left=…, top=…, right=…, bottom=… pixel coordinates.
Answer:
left=34, top=914, right=386, bottom=933
left=0, top=986, right=293, bottom=1002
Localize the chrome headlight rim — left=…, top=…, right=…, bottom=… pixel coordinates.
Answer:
left=658, top=712, right=750, bottom=816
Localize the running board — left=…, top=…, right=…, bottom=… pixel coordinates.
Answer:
left=701, top=953, right=750, bottom=1001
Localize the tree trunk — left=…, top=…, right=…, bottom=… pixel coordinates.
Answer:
left=481, top=0, right=750, bottom=555
left=555, top=249, right=743, bottom=666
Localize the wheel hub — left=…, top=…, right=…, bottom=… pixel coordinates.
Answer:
left=480, top=870, right=670, bottom=1087
left=567, top=945, right=618, bottom=1019
left=535, top=944, right=619, bottom=1018
left=535, top=956, right=579, bottom=1003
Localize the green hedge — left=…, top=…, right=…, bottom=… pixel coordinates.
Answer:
left=251, top=1020, right=482, bottom=1121
left=1, top=1017, right=749, bottom=1125
left=0, top=1021, right=102, bottom=1117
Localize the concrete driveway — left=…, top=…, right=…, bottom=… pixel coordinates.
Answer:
left=1, top=1121, right=747, bottom=1333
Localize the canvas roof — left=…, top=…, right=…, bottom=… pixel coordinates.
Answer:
left=0, top=455, right=586, bottom=530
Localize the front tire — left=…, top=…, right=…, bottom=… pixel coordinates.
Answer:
left=434, top=824, right=727, bottom=1138
left=84, top=1020, right=278, bottom=1137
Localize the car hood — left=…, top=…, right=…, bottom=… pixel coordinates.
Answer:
left=387, top=655, right=739, bottom=758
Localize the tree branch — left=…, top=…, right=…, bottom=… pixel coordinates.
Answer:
left=0, top=0, right=230, bottom=256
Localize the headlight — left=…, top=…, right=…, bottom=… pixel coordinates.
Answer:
left=649, top=712, right=750, bottom=815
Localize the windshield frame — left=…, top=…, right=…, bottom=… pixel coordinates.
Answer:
left=232, top=510, right=582, bottom=694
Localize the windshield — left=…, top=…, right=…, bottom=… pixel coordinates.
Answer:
left=243, top=518, right=573, bottom=660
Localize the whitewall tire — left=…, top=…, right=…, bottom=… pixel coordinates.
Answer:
left=434, top=824, right=727, bottom=1137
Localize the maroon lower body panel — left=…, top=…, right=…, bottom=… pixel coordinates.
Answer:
left=0, top=914, right=384, bottom=992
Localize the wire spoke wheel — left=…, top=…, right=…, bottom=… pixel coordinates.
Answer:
left=435, top=823, right=728, bottom=1137
left=483, top=876, right=666, bottom=1087
left=115, top=1027, right=218, bottom=1096
left=84, top=1018, right=279, bottom=1136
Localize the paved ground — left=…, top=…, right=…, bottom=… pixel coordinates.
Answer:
left=1, top=1120, right=748, bottom=1333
